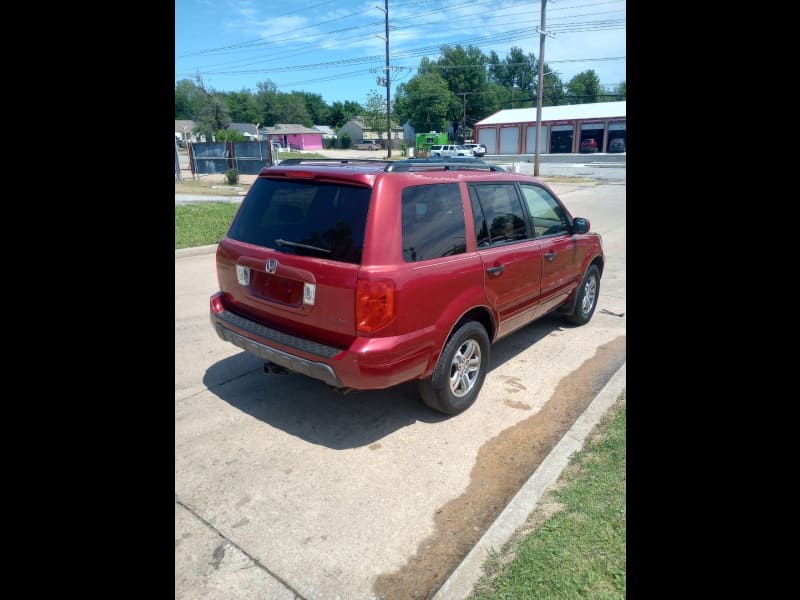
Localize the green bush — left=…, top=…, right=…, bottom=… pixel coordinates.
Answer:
left=339, top=132, right=351, bottom=149
left=225, top=169, right=240, bottom=185
left=215, top=129, right=247, bottom=142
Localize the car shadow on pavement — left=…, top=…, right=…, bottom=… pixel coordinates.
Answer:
left=201, top=312, right=564, bottom=450
left=203, top=358, right=447, bottom=449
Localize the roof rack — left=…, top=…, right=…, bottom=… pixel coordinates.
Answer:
left=385, top=158, right=506, bottom=173
left=273, top=157, right=506, bottom=173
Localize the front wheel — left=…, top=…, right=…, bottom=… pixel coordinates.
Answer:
left=419, top=320, right=490, bottom=415
left=563, top=264, right=600, bottom=325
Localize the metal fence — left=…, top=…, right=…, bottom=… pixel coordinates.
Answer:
left=231, top=141, right=273, bottom=175
left=186, top=141, right=275, bottom=175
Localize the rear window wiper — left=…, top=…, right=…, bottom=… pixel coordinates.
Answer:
left=275, top=238, right=332, bottom=253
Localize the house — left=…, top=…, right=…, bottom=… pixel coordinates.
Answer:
left=175, top=120, right=205, bottom=143
left=261, top=124, right=323, bottom=151
left=227, top=122, right=260, bottom=140
left=312, top=125, right=337, bottom=141
left=337, top=117, right=405, bottom=149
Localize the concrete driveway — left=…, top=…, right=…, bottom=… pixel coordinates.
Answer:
left=175, top=181, right=626, bottom=599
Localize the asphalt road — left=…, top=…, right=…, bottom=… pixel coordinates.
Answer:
left=175, top=180, right=627, bottom=599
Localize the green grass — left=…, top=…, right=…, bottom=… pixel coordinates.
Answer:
left=174, top=177, right=248, bottom=196
left=470, top=391, right=626, bottom=600
left=175, top=202, right=240, bottom=249
left=540, top=176, right=598, bottom=184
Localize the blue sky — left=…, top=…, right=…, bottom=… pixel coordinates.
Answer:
left=175, top=0, right=625, bottom=106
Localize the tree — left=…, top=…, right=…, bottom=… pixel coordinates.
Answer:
left=487, top=48, right=564, bottom=108
left=302, top=92, right=330, bottom=125
left=224, top=89, right=261, bottom=124
left=362, top=91, right=388, bottom=141
left=255, top=80, right=279, bottom=125
left=542, top=71, right=566, bottom=106
left=566, top=70, right=602, bottom=104
left=435, top=46, right=489, bottom=132
left=270, top=91, right=312, bottom=126
left=613, top=82, right=626, bottom=101
left=393, top=71, right=451, bottom=134
left=175, top=79, right=206, bottom=120
left=328, top=100, right=363, bottom=130
left=489, top=47, right=536, bottom=107
left=191, top=77, right=231, bottom=139
left=214, top=129, right=247, bottom=142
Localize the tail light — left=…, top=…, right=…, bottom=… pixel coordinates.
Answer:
left=356, top=279, right=395, bottom=333
left=210, top=292, right=226, bottom=315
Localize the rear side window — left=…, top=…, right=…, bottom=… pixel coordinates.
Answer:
left=401, top=184, right=466, bottom=262
left=227, top=178, right=371, bottom=264
left=469, top=183, right=530, bottom=247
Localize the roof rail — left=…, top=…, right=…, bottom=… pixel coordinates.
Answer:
left=385, top=158, right=506, bottom=173
left=272, top=157, right=506, bottom=173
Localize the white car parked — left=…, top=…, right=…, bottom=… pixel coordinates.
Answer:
left=430, top=144, right=474, bottom=157
left=462, top=143, right=487, bottom=157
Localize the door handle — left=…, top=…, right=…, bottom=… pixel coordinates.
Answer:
left=544, top=251, right=556, bottom=262
left=487, top=265, right=505, bottom=276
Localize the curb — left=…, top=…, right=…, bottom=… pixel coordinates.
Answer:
left=175, top=244, right=218, bottom=259
left=432, top=361, right=627, bottom=599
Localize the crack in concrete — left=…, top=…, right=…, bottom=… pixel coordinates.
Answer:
left=175, top=496, right=307, bottom=599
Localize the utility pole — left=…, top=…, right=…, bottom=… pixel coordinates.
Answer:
left=174, top=135, right=182, bottom=182
left=459, top=93, right=467, bottom=142
left=534, top=0, right=555, bottom=176
left=462, top=94, right=467, bottom=142
left=383, top=0, right=392, bottom=157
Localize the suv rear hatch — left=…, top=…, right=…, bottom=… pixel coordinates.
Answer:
left=217, top=175, right=373, bottom=348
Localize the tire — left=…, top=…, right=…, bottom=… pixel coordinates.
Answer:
left=563, top=264, right=600, bottom=326
left=419, top=320, right=490, bottom=415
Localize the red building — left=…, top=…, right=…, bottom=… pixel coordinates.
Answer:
left=474, top=101, right=626, bottom=155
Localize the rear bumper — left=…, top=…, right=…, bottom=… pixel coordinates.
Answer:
left=210, top=308, right=431, bottom=390
left=212, top=309, right=344, bottom=387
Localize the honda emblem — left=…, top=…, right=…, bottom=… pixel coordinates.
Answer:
left=265, top=259, right=278, bottom=273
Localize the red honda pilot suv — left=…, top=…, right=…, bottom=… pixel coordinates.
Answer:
left=210, top=158, right=604, bottom=415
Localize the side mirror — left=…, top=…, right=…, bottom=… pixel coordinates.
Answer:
left=573, top=217, right=590, bottom=234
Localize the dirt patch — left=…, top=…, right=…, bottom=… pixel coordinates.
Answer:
left=372, top=335, right=626, bottom=600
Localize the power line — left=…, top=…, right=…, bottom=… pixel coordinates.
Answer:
left=175, top=1, right=625, bottom=93
left=177, top=19, right=624, bottom=79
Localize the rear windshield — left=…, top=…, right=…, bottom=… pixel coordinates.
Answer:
left=227, top=178, right=371, bottom=264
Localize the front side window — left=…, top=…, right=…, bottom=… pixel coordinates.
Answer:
left=519, top=184, right=570, bottom=237
left=401, top=184, right=466, bottom=262
left=227, top=178, right=371, bottom=264
left=469, top=183, right=530, bottom=247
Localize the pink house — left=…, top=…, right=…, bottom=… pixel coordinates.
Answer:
left=263, top=124, right=323, bottom=151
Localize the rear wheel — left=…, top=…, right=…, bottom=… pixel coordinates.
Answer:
left=563, top=264, right=600, bottom=325
left=419, top=320, right=490, bottom=415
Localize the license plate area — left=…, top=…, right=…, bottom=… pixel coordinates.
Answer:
left=251, top=271, right=303, bottom=307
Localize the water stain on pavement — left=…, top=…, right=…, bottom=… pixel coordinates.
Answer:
left=372, top=335, right=626, bottom=600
